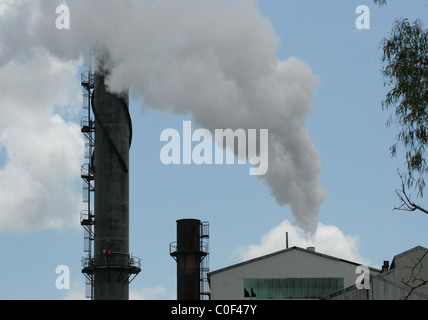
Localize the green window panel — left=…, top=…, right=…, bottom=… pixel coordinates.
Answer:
left=244, top=278, right=344, bottom=300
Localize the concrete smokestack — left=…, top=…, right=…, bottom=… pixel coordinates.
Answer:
left=92, top=71, right=137, bottom=300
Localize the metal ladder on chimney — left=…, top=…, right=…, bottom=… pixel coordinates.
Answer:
left=80, top=52, right=95, bottom=300
left=200, top=221, right=210, bottom=300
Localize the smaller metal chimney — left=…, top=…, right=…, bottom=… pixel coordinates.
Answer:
left=307, top=246, right=315, bottom=252
left=170, top=219, right=209, bottom=300
left=382, top=260, right=389, bottom=272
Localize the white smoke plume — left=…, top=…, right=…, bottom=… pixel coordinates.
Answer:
left=0, top=0, right=326, bottom=236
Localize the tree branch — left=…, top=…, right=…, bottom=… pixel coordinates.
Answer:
left=401, top=251, right=428, bottom=299
left=394, top=171, right=428, bottom=215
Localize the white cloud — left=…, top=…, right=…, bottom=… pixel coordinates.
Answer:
left=130, top=285, right=174, bottom=300
left=0, top=50, right=83, bottom=233
left=62, top=280, right=87, bottom=300
left=61, top=281, right=174, bottom=300
left=235, top=220, right=373, bottom=266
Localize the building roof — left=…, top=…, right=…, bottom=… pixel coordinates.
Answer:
left=324, top=246, right=428, bottom=300
left=208, top=246, right=381, bottom=277
left=389, top=246, right=428, bottom=270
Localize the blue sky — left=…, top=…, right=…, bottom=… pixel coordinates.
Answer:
left=0, top=0, right=427, bottom=300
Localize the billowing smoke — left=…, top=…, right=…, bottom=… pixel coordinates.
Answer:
left=0, top=0, right=326, bottom=237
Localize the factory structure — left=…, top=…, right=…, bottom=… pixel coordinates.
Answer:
left=329, top=246, right=428, bottom=300
left=208, top=246, right=380, bottom=300
left=75, top=53, right=428, bottom=301
left=207, top=245, right=428, bottom=300
left=165, top=218, right=428, bottom=300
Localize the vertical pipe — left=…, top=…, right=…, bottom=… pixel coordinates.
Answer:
left=286, top=232, right=289, bottom=249
left=93, top=72, right=131, bottom=300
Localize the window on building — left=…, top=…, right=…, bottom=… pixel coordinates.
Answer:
left=243, top=278, right=344, bottom=299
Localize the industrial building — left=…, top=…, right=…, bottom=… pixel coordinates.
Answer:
left=208, top=246, right=380, bottom=300
left=208, top=246, right=428, bottom=300
left=328, top=246, right=428, bottom=300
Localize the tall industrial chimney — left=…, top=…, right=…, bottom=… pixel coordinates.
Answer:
left=81, top=68, right=140, bottom=300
